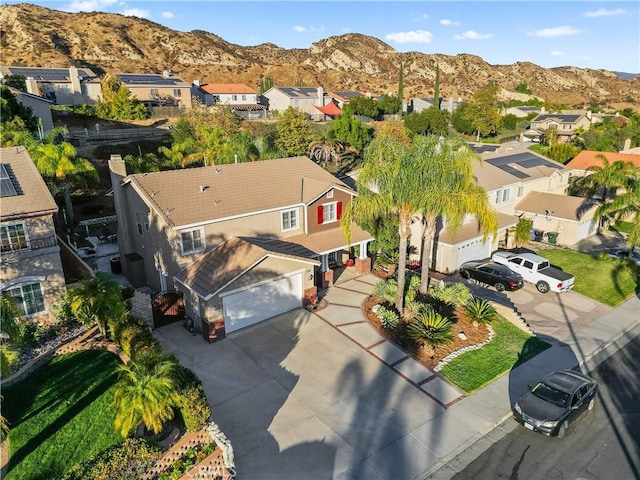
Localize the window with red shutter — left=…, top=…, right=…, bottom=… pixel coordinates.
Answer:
left=317, top=205, right=324, bottom=224
left=336, top=201, right=343, bottom=220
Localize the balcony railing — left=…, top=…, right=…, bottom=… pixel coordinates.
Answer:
left=1, top=235, right=58, bottom=254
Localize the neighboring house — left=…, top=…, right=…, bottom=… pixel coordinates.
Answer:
left=565, top=150, right=640, bottom=175
left=7, top=86, right=54, bottom=134
left=191, top=81, right=267, bottom=118
left=0, top=147, right=66, bottom=324
left=590, top=112, right=628, bottom=126
left=412, top=149, right=595, bottom=273
left=118, top=71, right=192, bottom=109
left=408, top=97, right=463, bottom=114
left=109, top=155, right=373, bottom=340
left=503, top=106, right=541, bottom=118
left=0, top=65, right=101, bottom=105
left=261, top=86, right=333, bottom=120
left=523, top=111, right=592, bottom=143
left=327, top=91, right=367, bottom=108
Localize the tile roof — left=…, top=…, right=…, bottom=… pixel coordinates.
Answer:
left=174, top=236, right=319, bottom=298
left=199, top=83, right=257, bottom=94
left=126, top=156, right=353, bottom=229
left=439, top=212, right=517, bottom=244
left=565, top=150, right=640, bottom=170
left=514, top=191, right=596, bottom=221
left=271, top=223, right=373, bottom=255
left=0, top=147, right=58, bottom=220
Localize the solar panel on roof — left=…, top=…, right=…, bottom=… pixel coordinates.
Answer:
left=500, top=165, right=530, bottom=179
left=0, top=164, right=18, bottom=197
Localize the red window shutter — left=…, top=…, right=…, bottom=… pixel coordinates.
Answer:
left=337, top=201, right=343, bottom=220
left=317, top=205, right=324, bottom=224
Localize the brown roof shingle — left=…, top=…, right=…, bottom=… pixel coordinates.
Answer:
left=0, top=147, right=58, bottom=220
left=126, top=156, right=353, bottom=228
left=514, top=191, right=596, bottom=221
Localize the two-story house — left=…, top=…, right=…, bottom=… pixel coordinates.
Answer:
left=118, top=71, right=192, bottom=109
left=191, top=81, right=267, bottom=118
left=411, top=149, right=597, bottom=273
left=7, top=86, right=54, bottom=134
left=0, top=147, right=66, bottom=324
left=261, top=86, right=334, bottom=120
left=109, top=155, right=373, bottom=341
left=407, top=97, right=464, bottom=115
left=0, top=65, right=102, bottom=105
left=524, top=111, right=592, bottom=143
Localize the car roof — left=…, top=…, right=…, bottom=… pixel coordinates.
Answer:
left=542, top=370, right=592, bottom=393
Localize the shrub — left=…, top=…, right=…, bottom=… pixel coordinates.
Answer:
left=405, top=300, right=426, bottom=317
left=0, top=344, right=19, bottom=376
left=375, top=305, right=400, bottom=329
left=407, top=309, right=454, bottom=352
left=374, top=278, right=398, bottom=304
left=465, top=297, right=498, bottom=327
left=429, top=281, right=473, bottom=307
left=60, top=438, right=161, bottom=480
left=404, top=274, right=421, bottom=303
left=179, top=384, right=212, bottom=432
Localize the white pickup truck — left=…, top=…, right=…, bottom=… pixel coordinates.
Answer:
left=491, top=251, right=574, bottom=293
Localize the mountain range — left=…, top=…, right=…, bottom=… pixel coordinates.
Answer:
left=1, top=3, right=638, bottom=109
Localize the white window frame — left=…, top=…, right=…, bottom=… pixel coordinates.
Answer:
left=281, top=209, right=299, bottom=232
left=180, top=228, right=205, bottom=255
left=495, top=188, right=511, bottom=204
left=6, top=282, right=45, bottom=316
left=1, top=222, right=29, bottom=252
left=322, top=202, right=338, bottom=224
left=517, top=185, right=524, bottom=197
left=135, top=212, right=144, bottom=236
left=173, top=88, right=182, bottom=98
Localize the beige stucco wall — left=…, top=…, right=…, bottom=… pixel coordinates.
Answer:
left=128, top=86, right=193, bottom=109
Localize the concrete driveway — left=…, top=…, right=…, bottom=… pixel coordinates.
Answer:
left=153, top=276, right=489, bottom=480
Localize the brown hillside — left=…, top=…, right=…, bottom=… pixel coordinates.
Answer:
left=1, top=3, right=638, bottom=108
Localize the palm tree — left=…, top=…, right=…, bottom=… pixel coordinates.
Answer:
left=0, top=293, right=23, bottom=376
left=414, top=136, right=497, bottom=294
left=181, top=125, right=228, bottom=167
left=407, top=308, right=454, bottom=353
left=342, top=134, right=427, bottom=313
left=30, top=138, right=98, bottom=226
left=594, top=175, right=640, bottom=252
left=308, top=129, right=344, bottom=167
left=68, top=272, right=126, bottom=338
left=113, top=358, right=181, bottom=437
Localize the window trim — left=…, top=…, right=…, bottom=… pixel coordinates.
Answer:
left=1, top=222, right=29, bottom=252
left=281, top=208, right=299, bottom=232
left=180, top=228, right=205, bottom=255
left=5, top=282, right=45, bottom=316
left=318, top=201, right=342, bottom=225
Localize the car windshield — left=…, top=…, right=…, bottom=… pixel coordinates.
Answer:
left=531, top=382, right=570, bottom=408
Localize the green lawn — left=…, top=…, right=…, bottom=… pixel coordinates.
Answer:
left=2, top=350, right=122, bottom=480
left=440, top=317, right=551, bottom=394
left=538, top=249, right=638, bottom=307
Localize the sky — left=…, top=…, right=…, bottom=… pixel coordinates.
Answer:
left=5, top=1, right=640, bottom=73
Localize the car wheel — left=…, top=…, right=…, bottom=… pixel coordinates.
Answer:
left=588, top=398, right=595, bottom=411
left=494, top=283, right=506, bottom=292
left=557, top=420, right=568, bottom=438
left=536, top=281, right=550, bottom=293
left=461, top=270, right=470, bottom=279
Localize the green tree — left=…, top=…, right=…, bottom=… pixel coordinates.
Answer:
left=404, top=111, right=429, bottom=135
left=30, top=136, right=98, bottom=226
left=113, top=358, right=181, bottom=437
left=221, top=130, right=260, bottom=163
left=546, top=142, right=580, bottom=164
left=377, top=94, right=402, bottom=115
left=259, top=75, right=274, bottom=95
left=513, top=217, right=533, bottom=247
left=308, top=128, right=344, bottom=167
left=407, top=309, right=454, bottom=353
left=348, top=96, right=380, bottom=119
left=451, top=102, right=475, bottom=135
left=501, top=114, right=518, bottom=130
left=0, top=294, right=23, bottom=377
left=275, top=106, right=314, bottom=156
left=464, top=85, right=501, bottom=140
left=515, top=82, right=532, bottom=94
left=0, top=85, right=39, bottom=133
left=432, top=64, right=440, bottom=110
left=96, top=75, right=147, bottom=120
left=331, top=105, right=373, bottom=152
left=69, top=272, right=127, bottom=338
left=414, top=136, right=497, bottom=293
left=342, top=134, right=427, bottom=313
left=185, top=104, right=242, bottom=137
left=422, top=108, right=449, bottom=136
left=397, top=63, right=404, bottom=107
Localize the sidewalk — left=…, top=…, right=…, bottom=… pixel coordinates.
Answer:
left=424, top=293, right=640, bottom=479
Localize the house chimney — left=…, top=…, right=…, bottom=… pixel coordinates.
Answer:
left=162, top=69, right=172, bottom=78
left=69, top=66, right=81, bottom=94
left=623, top=138, right=632, bottom=151
left=193, top=79, right=200, bottom=87
left=317, top=86, right=324, bottom=104
left=586, top=110, right=592, bottom=121
left=25, top=77, right=39, bottom=95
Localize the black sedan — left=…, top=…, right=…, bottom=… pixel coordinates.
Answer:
left=459, top=261, right=524, bottom=292
left=513, top=369, right=598, bottom=438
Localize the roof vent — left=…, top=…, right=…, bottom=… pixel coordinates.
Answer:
left=214, top=200, right=221, bottom=205
left=200, top=185, right=209, bottom=192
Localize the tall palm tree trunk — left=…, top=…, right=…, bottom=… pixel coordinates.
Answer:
left=396, top=235, right=409, bottom=313
left=62, top=181, right=74, bottom=227
left=419, top=216, right=437, bottom=294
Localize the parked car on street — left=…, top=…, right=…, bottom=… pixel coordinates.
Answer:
left=492, top=251, right=574, bottom=293
left=513, top=369, right=598, bottom=438
left=459, top=261, right=524, bottom=292
left=606, top=248, right=640, bottom=266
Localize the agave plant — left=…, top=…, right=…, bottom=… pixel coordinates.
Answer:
left=374, top=278, right=398, bottom=304
left=465, top=297, right=498, bottom=327
left=407, top=309, right=454, bottom=352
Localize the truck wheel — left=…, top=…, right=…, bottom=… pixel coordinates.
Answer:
left=494, top=283, right=506, bottom=292
left=536, top=281, right=550, bottom=293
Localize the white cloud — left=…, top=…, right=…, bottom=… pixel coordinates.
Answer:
left=440, top=19, right=460, bottom=26
left=421, top=13, right=429, bottom=20
left=161, top=11, right=175, bottom=19
left=293, top=25, right=324, bottom=33
left=584, top=8, right=627, bottom=18
left=529, top=26, right=582, bottom=38
left=551, top=50, right=565, bottom=56
left=122, top=8, right=151, bottom=18
left=294, top=26, right=305, bottom=32
left=454, top=30, right=493, bottom=40
left=385, top=30, right=434, bottom=44
left=66, top=0, right=118, bottom=12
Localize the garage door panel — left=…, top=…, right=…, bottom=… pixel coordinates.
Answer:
left=455, top=238, right=493, bottom=269
left=223, top=273, right=302, bottom=333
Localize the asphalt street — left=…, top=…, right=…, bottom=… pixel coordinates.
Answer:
left=451, top=330, right=640, bottom=480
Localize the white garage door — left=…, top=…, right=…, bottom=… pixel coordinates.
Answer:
left=455, top=237, right=493, bottom=269
left=222, top=272, right=303, bottom=333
